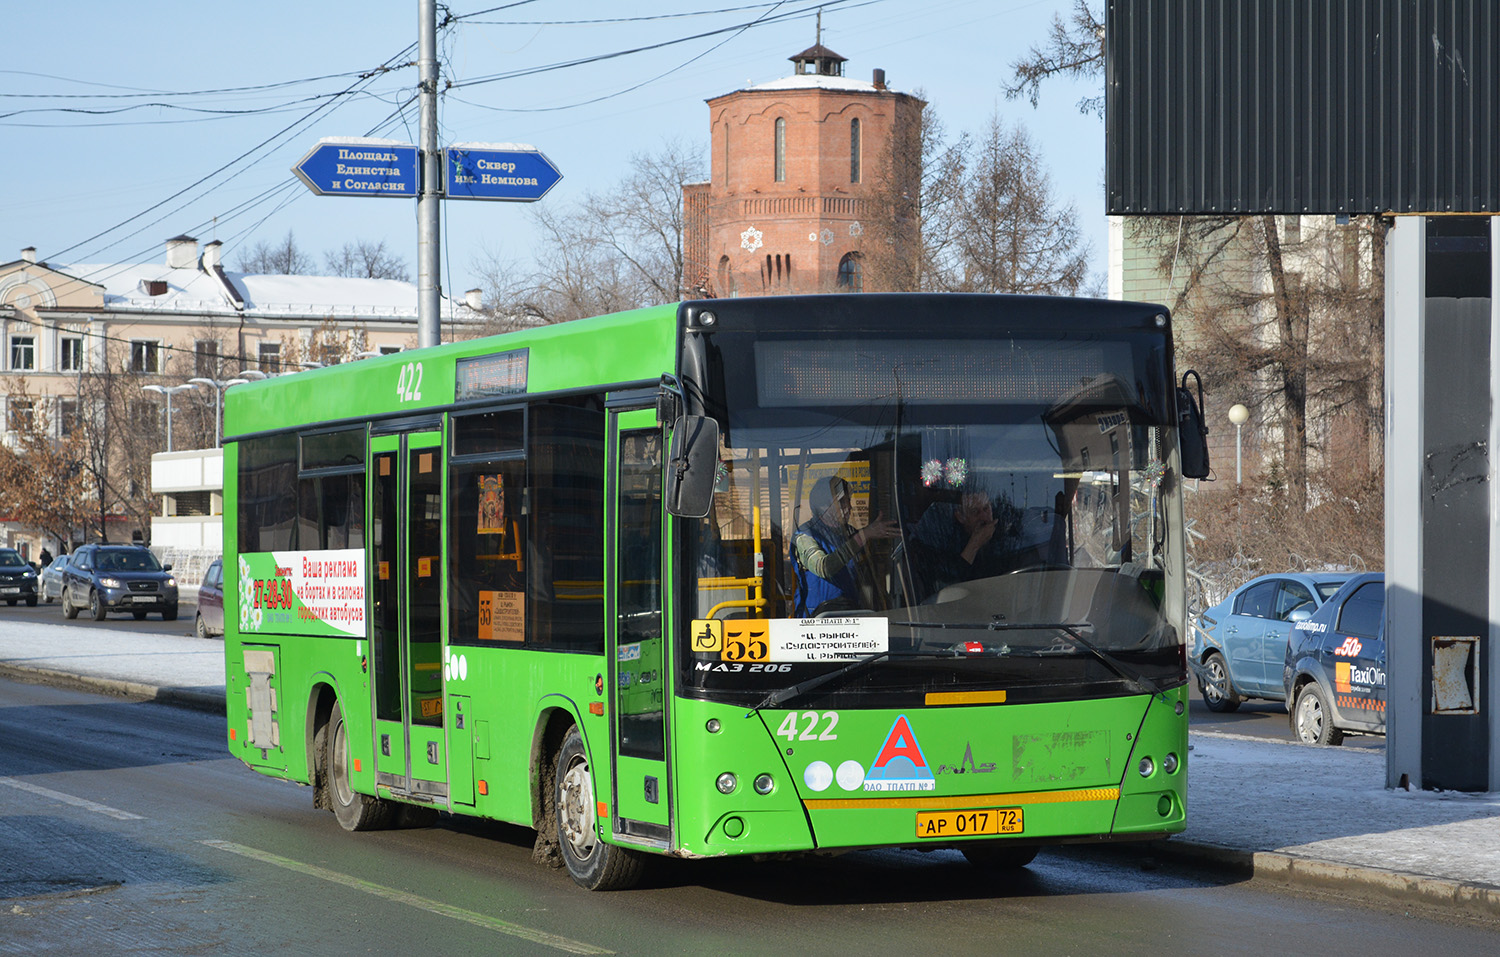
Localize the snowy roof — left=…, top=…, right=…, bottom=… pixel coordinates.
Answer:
left=731, top=73, right=884, bottom=95
left=50, top=260, right=461, bottom=320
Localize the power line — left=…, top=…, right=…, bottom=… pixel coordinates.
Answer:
left=458, top=1, right=798, bottom=26
left=0, top=65, right=407, bottom=100
left=43, top=46, right=417, bottom=264
left=449, top=0, right=800, bottom=113
left=446, top=0, right=877, bottom=91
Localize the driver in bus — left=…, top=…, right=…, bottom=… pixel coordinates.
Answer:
left=789, top=475, right=899, bottom=617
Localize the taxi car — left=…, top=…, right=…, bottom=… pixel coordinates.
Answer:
left=1283, top=572, right=1386, bottom=746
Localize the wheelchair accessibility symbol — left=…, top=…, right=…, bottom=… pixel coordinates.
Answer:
left=691, top=619, right=723, bottom=653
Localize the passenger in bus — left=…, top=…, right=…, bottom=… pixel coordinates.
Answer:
left=909, top=489, right=1043, bottom=595
left=789, top=475, right=899, bottom=616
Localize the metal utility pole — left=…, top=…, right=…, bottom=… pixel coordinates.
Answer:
left=417, top=0, right=441, bottom=348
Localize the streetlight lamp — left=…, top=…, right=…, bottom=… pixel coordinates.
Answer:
left=236, top=369, right=270, bottom=381
left=189, top=377, right=249, bottom=448
left=141, top=384, right=196, bottom=452
left=1227, top=403, right=1250, bottom=486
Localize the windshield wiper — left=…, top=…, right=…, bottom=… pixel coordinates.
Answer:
left=896, top=620, right=1167, bottom=697
left=748, top=650, right=889, bottom=713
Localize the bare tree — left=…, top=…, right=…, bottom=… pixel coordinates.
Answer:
left=588, top=138, right=703, bottom=303
left=944, top=114, right=1091, bottom=295
left=0, top=380, right=92, bottom=546
left=471, top=141, right=706, bottom=326
left=1143, top=214, right=1386, bottom=513
left=70, top=342, right=159, bottom=543
left=324, top=240, right=410, bottom=281
left=863, top=92, right=968, bottom=293
left=1004, top=0, right=1106, bottom=116
left=236, top=230, right=314, bottom=275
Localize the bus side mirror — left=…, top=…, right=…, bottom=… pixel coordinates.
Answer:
left=1177, top=369, right=1211, bottom=479
left=665, top=415, right=720, bottom=519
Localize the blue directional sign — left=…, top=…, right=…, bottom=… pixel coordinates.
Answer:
left=293, top=139, right=418, bottom=198
left=445, top=144, right=562, bottom=202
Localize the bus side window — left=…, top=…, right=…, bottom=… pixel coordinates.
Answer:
left=449, top=459, right=527, bottom=645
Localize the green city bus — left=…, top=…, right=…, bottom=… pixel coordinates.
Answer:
left=223, top=293, right=1207, bottom=890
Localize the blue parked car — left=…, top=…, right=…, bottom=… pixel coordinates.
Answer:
left=1283, top=572, right=1386, bottom=746
left=1194, top=572, right=1353, bottom=712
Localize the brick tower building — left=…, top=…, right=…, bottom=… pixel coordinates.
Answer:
left=682, top=44, right=924, bottom=297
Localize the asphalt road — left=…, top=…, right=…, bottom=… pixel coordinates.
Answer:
left=1187, top=693, right=1386, bottom=749
left=3, top=676, right=1497, bottom=955
left=2, top=594, right=208, bottom=640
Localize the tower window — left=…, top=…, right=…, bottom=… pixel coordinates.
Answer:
left=723, top=123, right=730, bottom=185
left=850, top=118, right=862, bottom=183
left=837, top=253, right=863, bottom=292
left=774, top=117, right=786, bottom=183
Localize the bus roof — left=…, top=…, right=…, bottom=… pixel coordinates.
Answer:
left=224, top=301, right=678, bottom=440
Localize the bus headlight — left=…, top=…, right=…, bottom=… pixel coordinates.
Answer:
left=705, top=719, right=721, bottom=733
left=753, top=773, right=775, bottom=795
left=716, top=772, right=737, bottom=794
left=1138, top=756, right=1155, bottom=777
left=1162, top=753, right=1180, bottom=774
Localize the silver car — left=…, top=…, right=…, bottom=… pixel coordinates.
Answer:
left=39, top=554, right=72, bottom=603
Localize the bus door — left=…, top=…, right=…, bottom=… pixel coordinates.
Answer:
left=607, top=408, right=671, bottom=842
left=369, top=429, right=449, bottom=804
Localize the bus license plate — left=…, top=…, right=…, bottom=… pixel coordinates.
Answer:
left=915, top=807, right=1023, bottom=839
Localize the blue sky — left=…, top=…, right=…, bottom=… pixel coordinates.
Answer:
left=1, top=0, right=1106, bottom=296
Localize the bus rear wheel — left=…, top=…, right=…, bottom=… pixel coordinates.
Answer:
left=555, top=725, right=645, bottom=891
left=326, top=700, right=395, bottom=831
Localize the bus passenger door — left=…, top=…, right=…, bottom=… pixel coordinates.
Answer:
left=369, top=430, right=449, bottom=804
left=607, top=410, right=671, bottom=844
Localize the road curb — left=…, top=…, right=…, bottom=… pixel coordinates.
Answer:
left=1150, top=837, right=1500, bottom=920
left=0, top=661, right=226, bottom=715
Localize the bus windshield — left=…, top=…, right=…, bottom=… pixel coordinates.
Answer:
left=680, top=324, right=1184, bottom=707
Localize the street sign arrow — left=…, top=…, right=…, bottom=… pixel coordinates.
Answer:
left=293, top=138, right=418, bottom=198
left=445, top=143, right=562, bottom=202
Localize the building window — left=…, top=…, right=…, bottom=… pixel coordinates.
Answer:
left=130, top=399, right=159, bottom=432
left=130, top=340, right=160, bottom=374
left=723, top=123, right=730, bottom=186
left=774, top=117, right=786, bottom=183
left=9, top=335, right=34, bottom=371
left=850, top=118, right=862, bottom=183
left=7, top=398, right=34, bottom=433
left=60, top=336, right=83, bottom=372
left=258, top=342, right=282, bottom=374
left=317, top=337, right=342, bottom=367
left=58, top=397, right=79, bottom=437
left=837, top=253, right=863, bottom=292
left=194, top=339, right=220, bottom=377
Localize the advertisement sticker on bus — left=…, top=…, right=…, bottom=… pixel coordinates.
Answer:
left=237, top=549, right=365, bottom=638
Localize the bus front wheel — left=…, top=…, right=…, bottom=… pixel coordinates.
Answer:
left=962, top=842, right=1040, bottom=870
left=555, top=725, right=645, bottom=891
left=326, top=700, right=395, bottom=831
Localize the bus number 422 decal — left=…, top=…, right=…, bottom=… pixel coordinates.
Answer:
left=396, top=361, right=424, bottom=403
left=776, top=711, right=839, bottom=741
